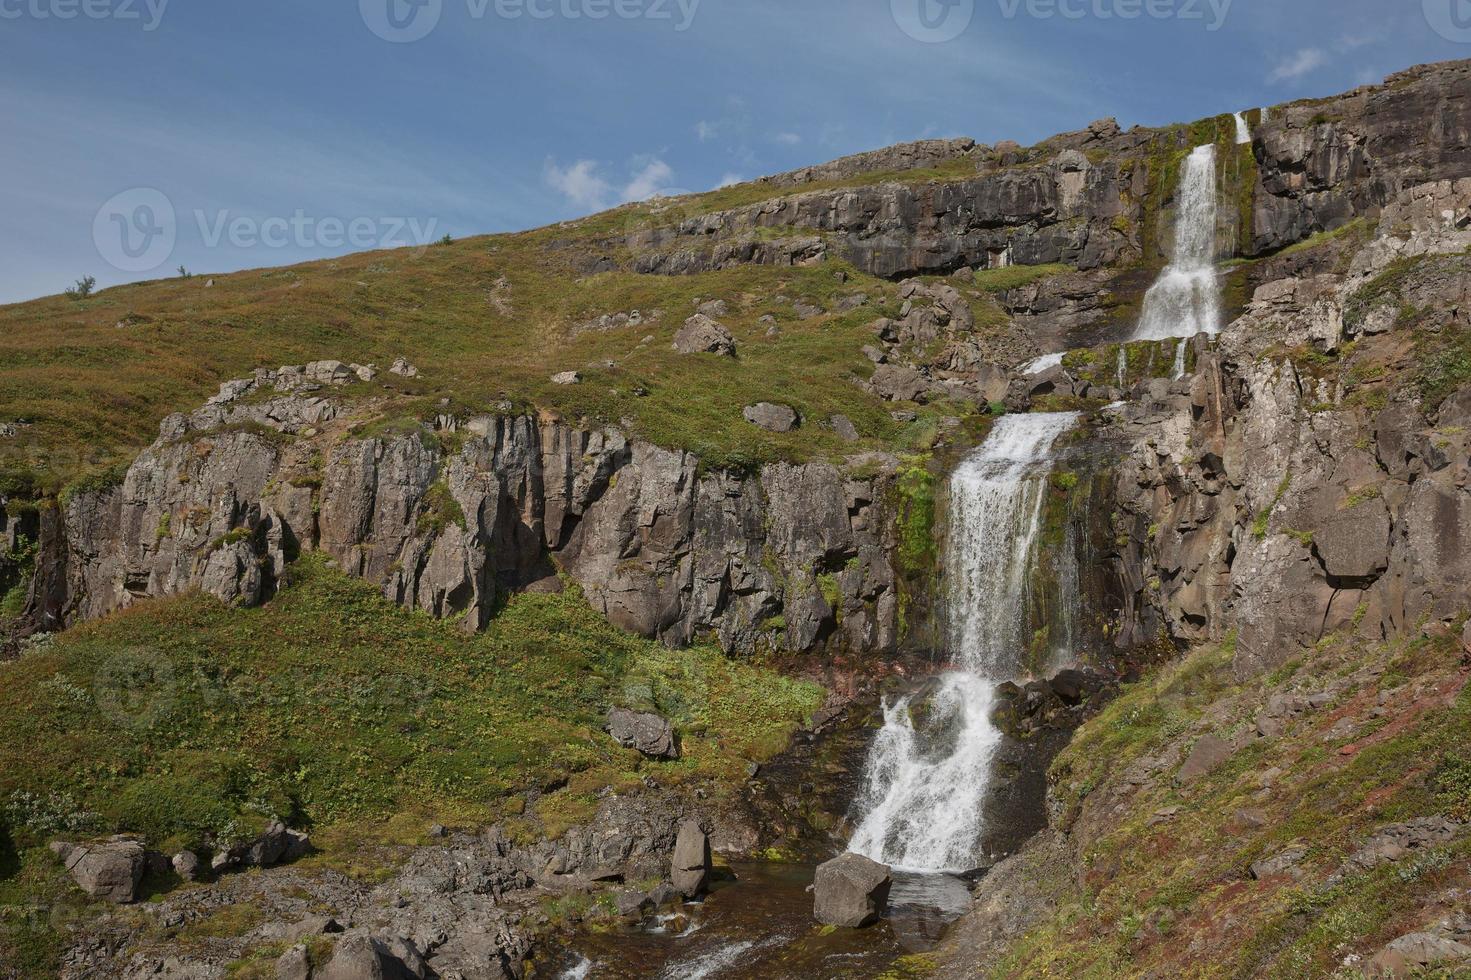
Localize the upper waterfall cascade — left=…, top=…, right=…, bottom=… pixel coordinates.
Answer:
left=1233, top=111, right=1252, bottom=144
left=848, top=413, right=1080, bottom=873
left=1131, top=143, right=1223, bottom=343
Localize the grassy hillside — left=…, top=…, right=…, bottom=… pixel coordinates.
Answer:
left=0, top=555, right=823, bottom=971
left=963, top=623, right=1471, bottom=978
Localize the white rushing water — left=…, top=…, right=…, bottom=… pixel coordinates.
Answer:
left=849, top=412, right=1080, bottom=872
left=1131, top=144, right=1222, bottom=344
left=1233, top=110, right=1252, bottom=145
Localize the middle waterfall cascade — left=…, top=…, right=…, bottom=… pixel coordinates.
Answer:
left=848, top=412, right=1081, bottom=873
left=1233, top=110, right=1252, bottom=145
left=1131, top=143, right=1222, bottom=344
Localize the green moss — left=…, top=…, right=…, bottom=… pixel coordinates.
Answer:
left=895, top=455, right=936, bottom=577
left=1253, top=470, right=1293, bottom=539
left=415, top=481, right=467, bottom=537
left=971, top=263, right=1072, bottom=293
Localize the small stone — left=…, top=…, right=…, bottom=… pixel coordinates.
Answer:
left=389, top=357, right=420, bottom=378
left=551, top=371, right=581, bottom=386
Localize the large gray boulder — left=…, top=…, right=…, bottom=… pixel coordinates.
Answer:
left=743, top=403, right=799, bottom=433
left=670, top=820, right=712, bottom=898
left=50, top=837, right=145, bottom=904
left=813, top=852, right=891, bottom=928
left=606, top=707, right=678, bottom=759
left=673, top=314, right=736, bottom=356
left=316, top=933, right=424, bottom=980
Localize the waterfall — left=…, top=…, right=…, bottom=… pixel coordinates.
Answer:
left=1233, top=111, right=1251, bottom=145
left=1131, top=144, right=1221, bottom=344
left=849, top=412, right=1080, bottom=873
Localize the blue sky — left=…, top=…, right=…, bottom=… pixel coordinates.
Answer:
left=1, top=0, right=1465, bottom=304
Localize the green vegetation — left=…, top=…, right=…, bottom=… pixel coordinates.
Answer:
left=0, top=248, right=924, bottom=493
left=998, top=619, right=1471, bottom=979
left=971, top=263, right=1072, bottom=294
left=0, top=555, right=820, bottom=945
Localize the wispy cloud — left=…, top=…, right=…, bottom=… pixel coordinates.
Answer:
left=715, top=173, right=745, bottom=189
left=543, top=157, right=679, bottom=210
left=543, top=159, right=612, bottom=210
left=623, top=159, right=676, bottom=202
left=773, top=132, right=801, bottom=146
left=1267, top=48, right=1328, bottom=83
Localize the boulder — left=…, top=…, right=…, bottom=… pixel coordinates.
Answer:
left=671, top=820, right=712, bottom=898
left=171, top=850, right=200, bottom=882
left=673, top=314, right=736, bottom=356
left=1177, top=734, right=1234, bottom=783
left=813, top=852, right=891, bottom=928
left=551, top=371, right=581, bottom=386
left=867, top=363, right=930, bottom=403
left=275, top=945, right=311, bottom=980
left=615, top=890, right=654, bottom=919
left=316, top=933, right=424, bottom=980
left=743, top=403, right=800, bottom=433
left=606, top=707, right=678, bottom=759
left=830, top=415, right=860, bottom=443
left=389, top=357, right=419, bottom=378
left=1370, top=932, right=1471, bottom=977
left=50, top=837, right=145, bottom=904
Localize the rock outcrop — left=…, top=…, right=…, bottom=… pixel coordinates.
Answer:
left=40, top=375, right=901, bottom=659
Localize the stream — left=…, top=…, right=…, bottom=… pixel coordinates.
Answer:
left=547, top=863, right=972, bottom=979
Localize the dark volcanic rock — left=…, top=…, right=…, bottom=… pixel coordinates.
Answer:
left=606, top=707, right=679, bottom=759
left=813, top=852, right=891, bottom=928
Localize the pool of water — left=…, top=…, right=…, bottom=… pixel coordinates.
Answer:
left=545, top=862, right=973, bottom=980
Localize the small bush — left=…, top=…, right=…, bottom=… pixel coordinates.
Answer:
left=62, top=276, right=96, bottom=301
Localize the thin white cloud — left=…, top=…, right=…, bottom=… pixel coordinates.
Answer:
left=773, top=132, right=801, bottom=145
left=715, top=173, right=745, bottom=189
left=543, top=159, right=612, bottom=210
left=543, top=157, right=678, bottom=210
left=695, top=120, right=720, bottom=142
left=1336, top=34, right=1374, bottom=53
left=622, top=159, right=676, bottom=202
left=1268, top=48, right=1328, bottom=84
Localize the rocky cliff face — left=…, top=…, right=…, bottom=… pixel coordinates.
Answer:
left=1107, top=175, right=1471, bottom=678
left=16, top=62, right=1471, bottom=683
left=35, top=375, right=900, bottom=660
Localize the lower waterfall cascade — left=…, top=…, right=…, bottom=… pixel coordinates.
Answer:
left=848, top=412, right=1081, bottom=873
